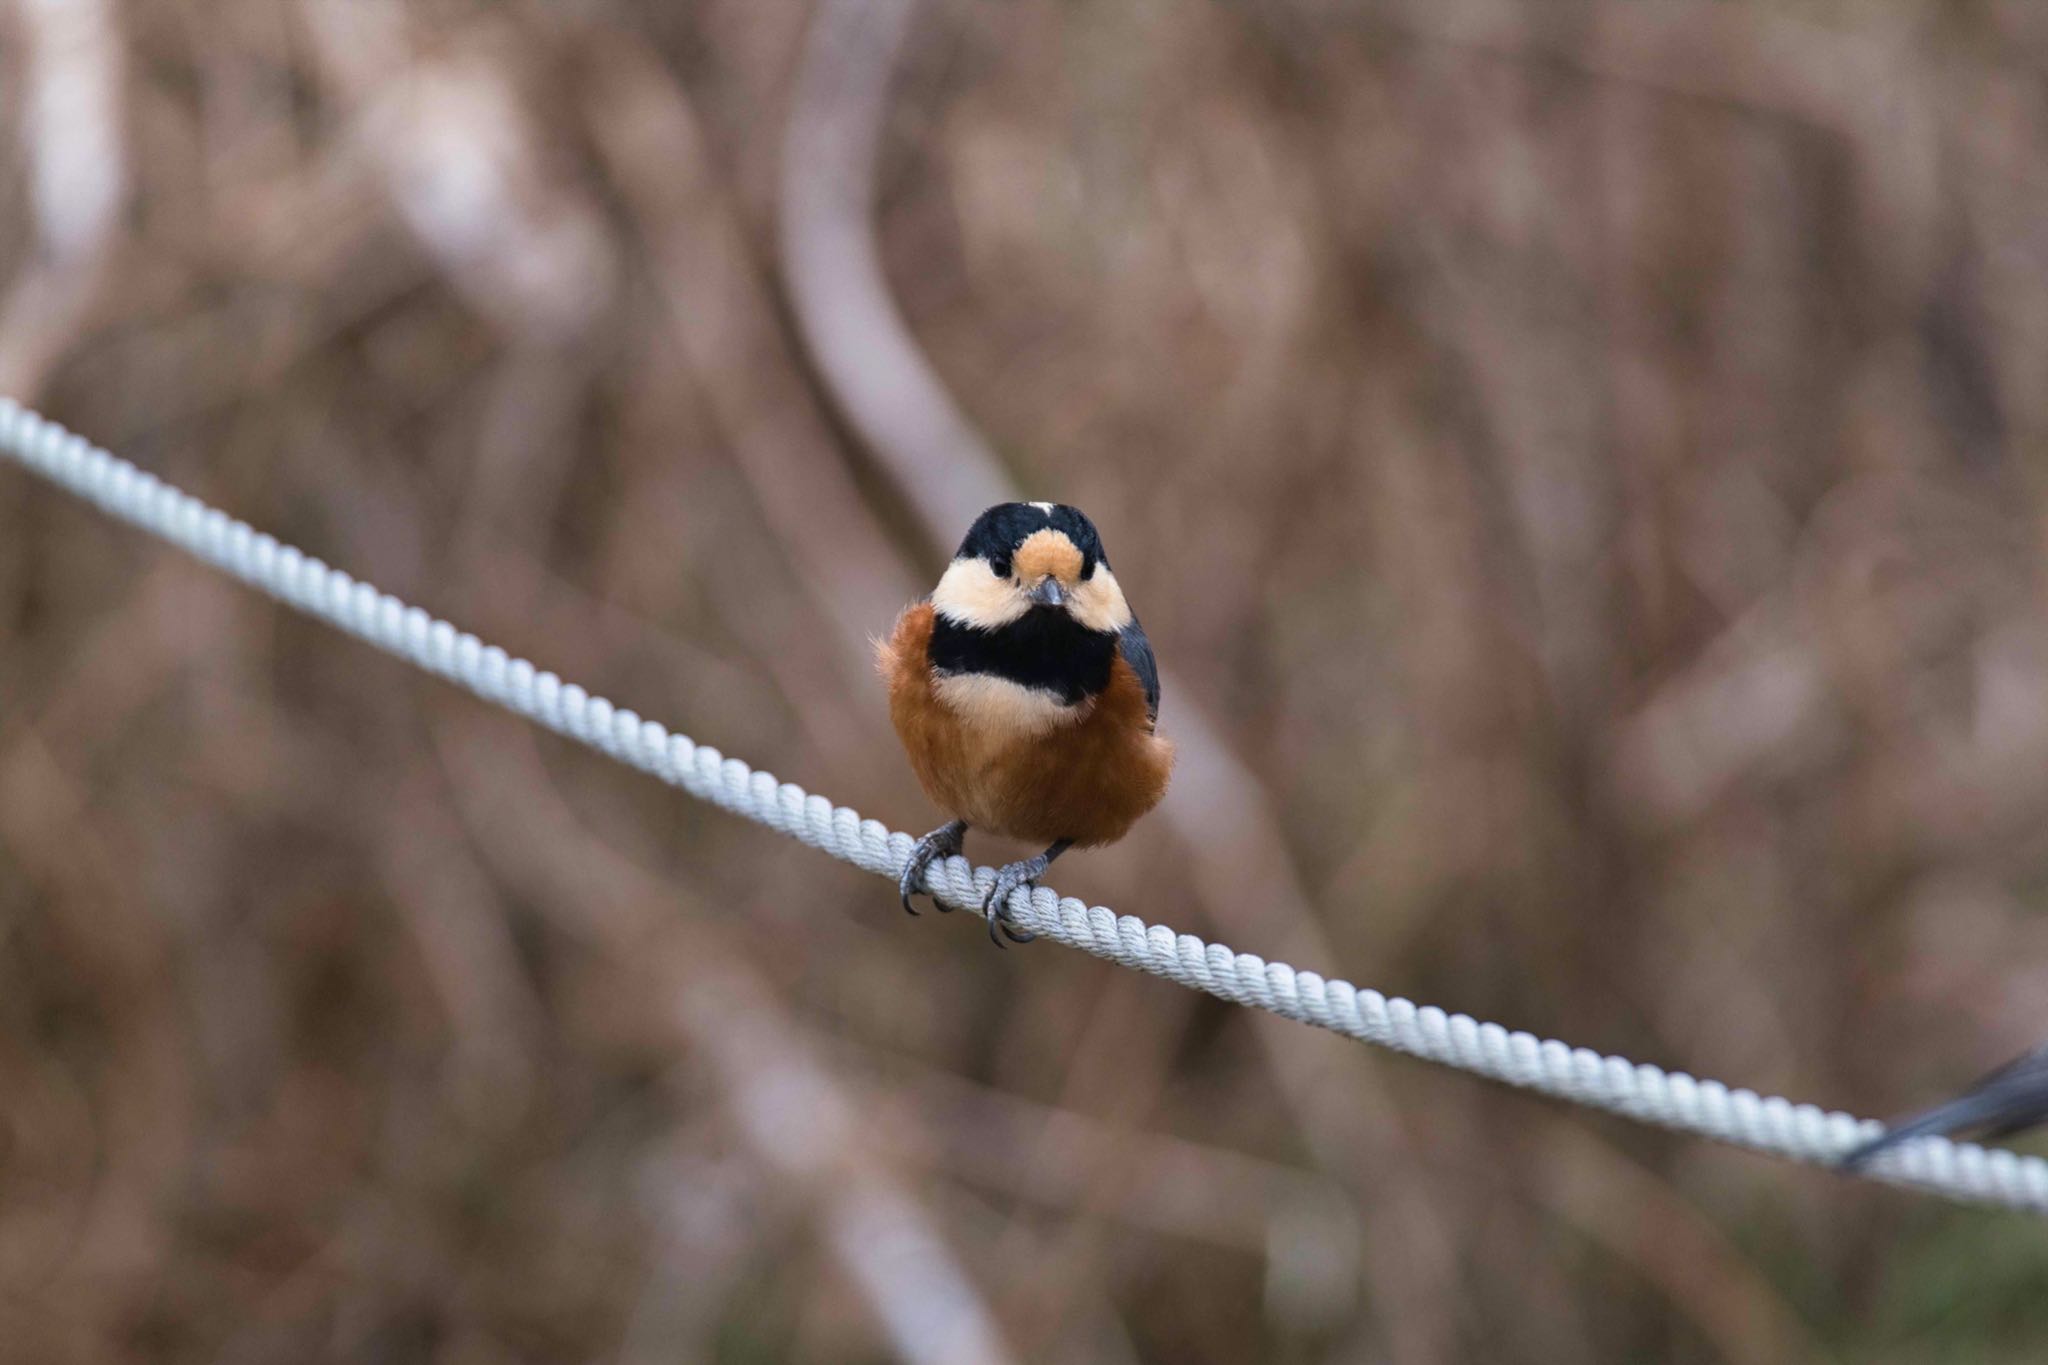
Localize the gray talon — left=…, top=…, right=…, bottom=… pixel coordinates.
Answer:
left=900, top=820, right=967, bottom=916
left=978, top=839, right=1071, bottom=947
left=980, top=869, right=1038, bottom=946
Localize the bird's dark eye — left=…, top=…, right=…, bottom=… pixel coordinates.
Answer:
left=989, top=556, right=1011, bottom=579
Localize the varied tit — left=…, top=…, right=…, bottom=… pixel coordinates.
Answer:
left=878, top=502, right=1174, bottom=944
left=1840, top=1040, right=2048, bottom=1169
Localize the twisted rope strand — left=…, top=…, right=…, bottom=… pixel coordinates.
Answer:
left=3, top=397, right=2043, bottom=1214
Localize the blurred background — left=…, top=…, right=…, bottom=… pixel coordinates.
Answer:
left=4, top=0, right=2048, bottom=1360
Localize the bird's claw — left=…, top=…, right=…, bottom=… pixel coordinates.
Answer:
left=979, top=860, right=1047, bottom=947
left=900, top=820, right=967, bottom=916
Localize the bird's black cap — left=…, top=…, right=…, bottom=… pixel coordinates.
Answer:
left=956, top=503, right=1107, bottom=579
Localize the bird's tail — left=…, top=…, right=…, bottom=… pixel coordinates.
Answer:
left=1839, top=1086, right=2039, bottom=1170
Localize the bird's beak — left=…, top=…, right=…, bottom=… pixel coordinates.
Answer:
left=1028, top=577, right=1065, bottom=608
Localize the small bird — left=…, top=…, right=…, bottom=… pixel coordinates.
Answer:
left=879, top=502, right=1174, bottom=944
left=1840, top=1040, right=2048, bottom=1169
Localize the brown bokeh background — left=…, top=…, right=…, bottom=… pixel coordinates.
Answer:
left=5, top=1, right=2048, bottom=1361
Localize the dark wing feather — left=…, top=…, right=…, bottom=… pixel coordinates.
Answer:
left=1840, top=1042, right=2048, bottom=1168
left=1117, top=619, right=1161, bottom=727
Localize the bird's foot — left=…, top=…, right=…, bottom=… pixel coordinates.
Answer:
left=899, top=820, right=967, bottom=916
left=979, top=859, right=1045, bottom=946
left=979, top=840, right=1071, bottom=947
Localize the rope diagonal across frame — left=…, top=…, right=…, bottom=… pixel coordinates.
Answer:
left=4, top=397, right=2044, bottom=1215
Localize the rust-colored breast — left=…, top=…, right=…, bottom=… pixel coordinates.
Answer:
left=879, top=602, right=1174, bottom=846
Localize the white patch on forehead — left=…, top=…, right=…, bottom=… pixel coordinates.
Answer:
left=1013, top=528, right=1082, bottom=585
left=933, top=671, right=1089, bottom=735
left=1068, top=564, right=1133, bottom=634
left=932, top=556, right=1028, bottom=628
left=1028, top=501, right=1055, bottom=514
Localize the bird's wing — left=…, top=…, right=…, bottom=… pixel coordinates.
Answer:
left=1840, top=1042, right=2048, bottom=1168
left=1117, top=618, right=1161, bottom=727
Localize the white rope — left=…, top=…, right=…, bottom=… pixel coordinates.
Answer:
left=3, top=398, right=2043, bottom=1215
